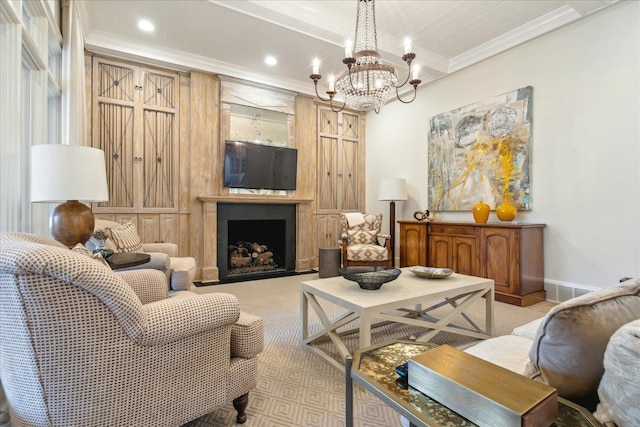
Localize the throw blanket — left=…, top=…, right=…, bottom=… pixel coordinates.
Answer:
left=344, top=212, right=365, bottom=227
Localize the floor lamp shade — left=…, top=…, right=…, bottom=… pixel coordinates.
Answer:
left=378, top=178, right=408, bottom=202
left=31, top=145, right=109, bottom=247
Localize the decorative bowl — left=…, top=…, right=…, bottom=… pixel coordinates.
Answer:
left=338, top=267, right=402, bottom=290
left=409, top=266, right=454, bottom=279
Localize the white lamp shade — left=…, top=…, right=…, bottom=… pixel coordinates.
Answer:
left=378, top=178, right=408, bottom=201
left=30, top=144, right=109, bottom=202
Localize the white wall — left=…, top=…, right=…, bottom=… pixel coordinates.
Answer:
left=366, top=1, right=639, bottom=291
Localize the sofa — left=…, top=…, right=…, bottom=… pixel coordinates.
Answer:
left=464, top=278, right=640, bottom=426
left=0, top=232, right=264, bottom=426
left=89, top=219, right=197, bottom=291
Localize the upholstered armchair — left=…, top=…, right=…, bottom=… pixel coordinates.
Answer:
left=340, top=213, right=392, bottom=268
left=88, top=219, right=197, bottom=291
left=0, top=232, right=264, bottom=426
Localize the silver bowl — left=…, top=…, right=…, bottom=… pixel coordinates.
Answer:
left=409, top=266, right=454, bottom=279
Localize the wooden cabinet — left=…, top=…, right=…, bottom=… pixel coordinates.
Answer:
left=317, top=107, right=364, bottom=211
left=315, top=106, right=365, bottom=255
left=399, top=221, right=546, bottom=306
left=91, top=56, right=179, bottom=212
left=88, top=56, right=187, bottom=250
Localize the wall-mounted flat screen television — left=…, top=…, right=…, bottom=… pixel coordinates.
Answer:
left=223, top=140, right=298, bottom=191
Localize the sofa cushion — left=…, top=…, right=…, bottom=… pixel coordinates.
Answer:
left=105, top=222, right=143, bottom=253
left=464, top=334, right=534, bottom=375
left=594, top=319, right=640, bottom=427
left=525, top=279, right=640, bottom=402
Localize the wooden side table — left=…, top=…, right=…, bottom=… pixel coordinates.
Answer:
left=106, top=253, right=151, bottom=270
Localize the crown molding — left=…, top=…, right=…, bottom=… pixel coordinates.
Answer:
left=85, top=31, right=315, bottom=96
left=449, top=4, right=582, bottom=73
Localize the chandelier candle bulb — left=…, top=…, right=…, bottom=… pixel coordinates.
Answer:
left=345, top=39, right=353, bottom=58
left=312, top=59, right=319, bottom=75
left=328, top=75, right=335, bottom=92
left=412, top=65, right=420, bottom=81
left=404, top=38, right=412, bottom=54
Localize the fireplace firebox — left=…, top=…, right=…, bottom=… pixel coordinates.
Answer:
left=217, top=203, right=296, bottom=283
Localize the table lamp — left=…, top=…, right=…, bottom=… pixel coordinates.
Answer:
left=378, top=178, right=408, bottom=263
left=31, top=144, right=109, bottom=248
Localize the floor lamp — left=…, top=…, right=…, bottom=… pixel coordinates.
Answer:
left=378, top=178, right=408, bottom=265
left=31, top=145, right=109, bottom=248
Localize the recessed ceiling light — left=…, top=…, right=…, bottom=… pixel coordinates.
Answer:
left=265, top=56, right=277, bottom=66
left=138, top=19, right=155, bottom=32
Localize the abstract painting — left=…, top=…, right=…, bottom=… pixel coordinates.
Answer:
left=427, top=86, right=532, bottom=211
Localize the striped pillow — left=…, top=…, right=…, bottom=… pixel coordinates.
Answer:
left=105, top=222, right=143, bottom=253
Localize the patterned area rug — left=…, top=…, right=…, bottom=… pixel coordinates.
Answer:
left=184, top=272, right=544, bottom=427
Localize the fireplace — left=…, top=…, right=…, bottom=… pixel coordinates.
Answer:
left=217, top=203, right=296, bottom=283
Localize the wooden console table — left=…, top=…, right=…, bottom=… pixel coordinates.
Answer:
left=398, top=221, right=546, bottom=306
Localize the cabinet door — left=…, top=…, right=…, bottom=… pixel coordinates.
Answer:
left=399, top=223, right=427, bottom=267
left=452, top=236, right=476, bottom=275
left=141, top=70, right=178, bottom=209
left=479, top=228, right=519, bottom=295
left=428, top=235, right=451, bottom=268
left=317, top=214, right=341, bottom=249
left=94, top=60, right=136, bottom=209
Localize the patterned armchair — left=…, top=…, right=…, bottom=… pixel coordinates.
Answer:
left=340, top=213, right=392, bottom=268
left=0, top=232, right=263, bottom=426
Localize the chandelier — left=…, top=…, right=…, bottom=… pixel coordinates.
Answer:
left=310, top=0, right=421, bottom=113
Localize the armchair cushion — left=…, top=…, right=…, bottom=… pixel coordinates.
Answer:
left=525, top=280, right=640, bottom=401
left=105, top=221, right=143, bottom=253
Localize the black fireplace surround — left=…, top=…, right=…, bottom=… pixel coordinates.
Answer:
left=217, top=203, right=296, bottom=283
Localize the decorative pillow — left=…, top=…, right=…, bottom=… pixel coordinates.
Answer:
left=524, top=279, right=640, bottom=402
left=71, top=243, right=110, bottom=268
left=105, top=222, right=143, bottom=253
left=347, top=228, right=377, bottom=245
left=594, top=319, right=640, bottom=427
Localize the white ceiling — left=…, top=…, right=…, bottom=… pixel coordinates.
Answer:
left=77, top=0, right=619, bottom=98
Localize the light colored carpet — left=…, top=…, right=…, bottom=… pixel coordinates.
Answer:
left=184, top=272, right=545, bottom=427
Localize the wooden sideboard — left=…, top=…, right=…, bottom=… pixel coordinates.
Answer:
left=399, top=221, right=546, bottom=306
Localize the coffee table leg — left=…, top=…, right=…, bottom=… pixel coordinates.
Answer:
left=345, top=355, right=353, bottom=427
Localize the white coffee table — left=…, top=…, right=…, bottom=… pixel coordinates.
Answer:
left=300, top=268, right=494, bottom=370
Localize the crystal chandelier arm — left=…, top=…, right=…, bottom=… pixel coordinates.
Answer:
left=392, top=52, right=416, bottom=89
left=311, top=74, right=346, bottom=112
left=329, top=98, right=347, bottom=113
left=394, top=84, right=419, bottom=104
left=311, top=76, right=332, bottom=102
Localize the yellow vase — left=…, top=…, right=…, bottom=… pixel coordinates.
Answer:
left=496, top=193, right=517, bottom=222
left=472, top=200, right=490, bottom=223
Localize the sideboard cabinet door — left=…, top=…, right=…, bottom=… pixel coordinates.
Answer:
left=399, top=221, right=427, bottom=267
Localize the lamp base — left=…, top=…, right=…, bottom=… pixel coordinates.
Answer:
left=51, top=200, right=95, bottom=248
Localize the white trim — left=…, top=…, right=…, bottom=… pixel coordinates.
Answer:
left=449, top=5, right=582, bottom=73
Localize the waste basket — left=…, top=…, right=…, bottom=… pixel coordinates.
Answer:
left=319, top=247, right=341, bottom=278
